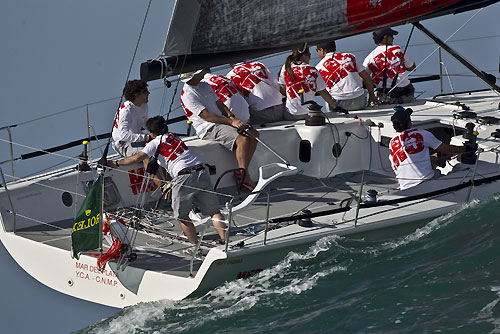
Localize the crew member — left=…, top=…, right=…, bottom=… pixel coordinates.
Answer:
left=279, top=47, right=338, bottom=119
left=112, top=80, right=162, bottom=186
left=202, top=72, right=250, bottom=123
left=227, top=61, right=290, bottom=124
left=108, top=116, right=227, bottom=245
left=389, top=107, right=465, bottom=190
left=363, top=27, right=416, bottom=104
left=112, top=80, right=150, bottom=157
left=180, top=69, right=258, bottom=192
left=316, top=41, right=378, bottom=111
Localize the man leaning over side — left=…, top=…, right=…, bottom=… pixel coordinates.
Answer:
left=108, top=116, right=227, bottom=247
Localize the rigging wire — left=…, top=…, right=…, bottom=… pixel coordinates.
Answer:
left=123, top=0, right=154, bottom=99
left=3, top=33, right=499, bottom=131
left=4, top=91, right=498, bottom=184
left=4, top=142, right=500, bottom=238
left=100, top=0, right=154, bottom=165
left=388, top=7, right=486, bottom=93
left=384, top=25, right=416, bottom=99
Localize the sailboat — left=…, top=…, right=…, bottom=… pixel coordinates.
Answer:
left=1, top=0, right=500, bottom=308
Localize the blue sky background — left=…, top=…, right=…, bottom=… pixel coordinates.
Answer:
left=1, top=1, right=499, bottom=332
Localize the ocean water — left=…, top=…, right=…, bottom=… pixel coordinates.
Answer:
left=77, top=196, right=500, bottom=334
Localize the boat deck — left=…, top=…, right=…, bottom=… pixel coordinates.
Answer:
left=14, top=172, right=399, bottom=277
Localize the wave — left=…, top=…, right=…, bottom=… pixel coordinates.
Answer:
left=78, top=195, right=500, bottom=334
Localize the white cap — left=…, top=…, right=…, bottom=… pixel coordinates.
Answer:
left=179, top=69, right=205, bottom=83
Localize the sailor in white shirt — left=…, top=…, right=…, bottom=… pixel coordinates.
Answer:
left=315, top=41, right=378, bottom=111
left=111, top=80, right=162, bottom=187
left=112, top=80, right=150, bottom=157
left=202, top=72, right=250, bottom=123
left=278, top=47, right=338, bottom=118
left=227, top=61, right=289, bottom=125
left=180, top=69, right=258, bottom=191
left=363, top=27, right=416, bottom=104
left=109, top=116, right=226, bottom=245
left=389, top=107, right=465, bottom=190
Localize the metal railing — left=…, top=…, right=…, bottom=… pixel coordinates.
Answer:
left=0, top=167, right=17, bottom=233
left=185, top=188, right=275, bottom=276
left=0, top=126, right=16, bottom=179
left=225, top=188, right=273, bottom=250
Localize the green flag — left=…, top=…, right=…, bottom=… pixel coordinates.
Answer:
left=71, top=175, right=103, bottom=259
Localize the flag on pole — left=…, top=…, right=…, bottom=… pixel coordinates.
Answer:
left=71, top=175, right=103, bottom=259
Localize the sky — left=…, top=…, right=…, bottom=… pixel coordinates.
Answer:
left=1, top=1, right=500, bottom=333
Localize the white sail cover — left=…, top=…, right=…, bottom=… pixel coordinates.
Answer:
left=162, top=0, right=470, bottom=56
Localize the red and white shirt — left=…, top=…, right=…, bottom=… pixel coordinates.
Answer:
left=389, top=128, right=442, bottom=190
left=112, top=101, right=148, bottom=144
left=180, top=82, right=222, bottom=138
left=316, top=52, right=365, bottom=100
left=142, top=134, right=201, bottom=178
left=202, top=73, right=250, bottom=122
left=278, top=62, right=327, bottom=115
left=363, top=45, right=415, bottom=89
left=227, top=62, right=283, bottom=111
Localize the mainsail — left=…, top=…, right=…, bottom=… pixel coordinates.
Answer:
left=141, top=0, right=499, bottom=81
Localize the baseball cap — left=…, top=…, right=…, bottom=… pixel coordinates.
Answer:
left=391, top=106, right=413, bottom=123
left=373, top=27, right=399, bottom=43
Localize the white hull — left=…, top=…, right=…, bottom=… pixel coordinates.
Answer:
left=0, top=178, right=492, bottom=307
left=2, top=90, right=500, bottom=307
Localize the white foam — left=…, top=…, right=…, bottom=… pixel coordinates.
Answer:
left=472, top=286, right=500, bottom=333
left=88, top=299, right=175, bottom=334
left=358, top=199, right=483, bottom=255
left=85, top=235, right=348, bottom=333
left=85, top=197, right=496, bottom=333
left=210, top=236, right=346, bottom=295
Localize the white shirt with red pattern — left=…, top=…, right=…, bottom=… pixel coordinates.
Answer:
left=363, top=45, right=415, bottom=89
left=202, top=73, right=250, bottom=122
left=112, top=101, right=148, bottom=144
left=316, top=52, right=365, bottom=100
left=227, top=62, right=283, bottom=111
left=142, top=134, right=201, bottom=178
left=389, top=128, right=442, bottom=190
left=278, top=62, right=327, bottom=115
left=180, top=82, right=222, bottom=138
